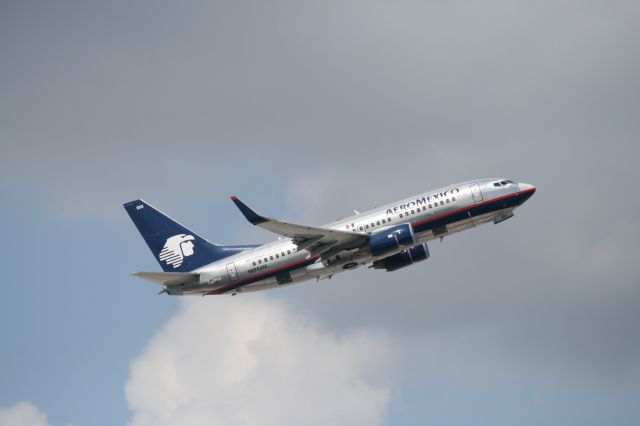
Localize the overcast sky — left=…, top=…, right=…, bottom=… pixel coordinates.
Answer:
left=1, top=0, right=639, bottom=425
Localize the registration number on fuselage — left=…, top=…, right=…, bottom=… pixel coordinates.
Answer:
left=248, top=264, right=267, bottom=274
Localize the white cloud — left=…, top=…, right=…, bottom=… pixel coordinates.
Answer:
left=125, top=296, right=391, bottom=426
left=0, top=401, right=50, bottom=426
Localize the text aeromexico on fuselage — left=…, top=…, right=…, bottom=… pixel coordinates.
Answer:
left=124, top=178, right=535, bottom=296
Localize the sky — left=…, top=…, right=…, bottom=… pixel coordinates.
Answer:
left=1, top=0, right=639, bottom=424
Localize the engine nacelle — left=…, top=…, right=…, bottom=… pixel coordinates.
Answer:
left=368, top=223, right=416, bottom=256
left=372, top=243, right=430, bottom=272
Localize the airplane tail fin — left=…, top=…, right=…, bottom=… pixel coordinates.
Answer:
left=124, top=199, right=248, bottom=272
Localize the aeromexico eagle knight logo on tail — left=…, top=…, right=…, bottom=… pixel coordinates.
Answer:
left=158, top=234, right=195, bottom=268
left=123, top=199, right=258, bottom=274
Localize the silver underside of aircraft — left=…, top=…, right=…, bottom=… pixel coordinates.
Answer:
left=124, top=178, right=536, bottom=296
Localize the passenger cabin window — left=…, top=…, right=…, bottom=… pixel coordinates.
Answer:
left=287, top=250, right=291, bottom=255
left=270, top=256, right=274, bottom=260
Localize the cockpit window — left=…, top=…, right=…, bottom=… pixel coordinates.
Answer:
left=500, top=180, right=508, bottom=185
left=494, top=182, right=501, bottom=187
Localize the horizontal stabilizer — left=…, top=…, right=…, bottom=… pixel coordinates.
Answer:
left=133, top=271, right=199, bottom=286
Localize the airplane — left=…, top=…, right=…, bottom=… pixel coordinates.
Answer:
left=124, top=178, right=535, bottom=296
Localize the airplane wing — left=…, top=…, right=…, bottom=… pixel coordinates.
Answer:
left=230, top=196, right=368, bottom=255
left=133, top=271, right=199, bottom=286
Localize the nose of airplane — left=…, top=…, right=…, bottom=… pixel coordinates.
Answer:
left=519, top=182, right=536, bottom=193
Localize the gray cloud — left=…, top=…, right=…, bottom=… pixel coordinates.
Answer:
left=2, top=1, right=638, bottom=208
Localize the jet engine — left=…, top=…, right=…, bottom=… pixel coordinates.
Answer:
left=372, top=243, right=430, bottom=272
left=368, top=223, right=416, bottom=256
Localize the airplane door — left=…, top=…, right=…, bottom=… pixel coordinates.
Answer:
left=226, top=263, right=239, bottom=282
left=470, top=183, right=483, bottom=203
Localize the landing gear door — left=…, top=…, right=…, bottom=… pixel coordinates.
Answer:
left=226, top=263, right=239, bottom=282
left=470, top=183, right=484, bottom=203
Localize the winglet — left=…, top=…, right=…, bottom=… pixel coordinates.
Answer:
left=230, top=196, right=268, bottom=225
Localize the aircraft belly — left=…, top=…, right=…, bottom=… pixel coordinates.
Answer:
left=239, top=269, right=316, bottom=293
left=413, top=207, right=513, bottom=243
left=470, top=208, right=513, bottom=226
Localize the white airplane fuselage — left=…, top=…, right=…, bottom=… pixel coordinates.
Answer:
left=162, top=178, right=535, bottom=296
